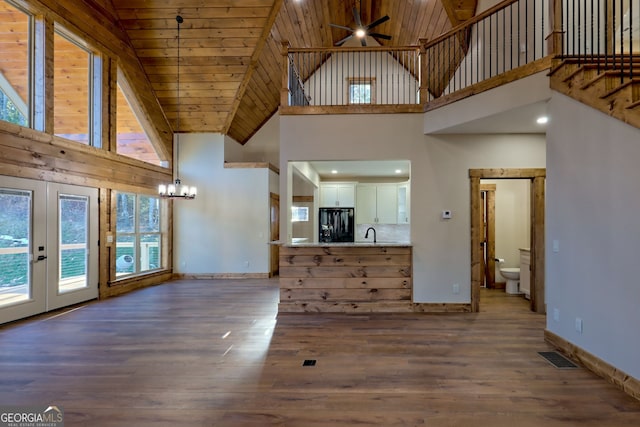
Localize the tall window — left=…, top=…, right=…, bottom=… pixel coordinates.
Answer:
left=0, top=1, right=30, bottom=127
left=348, top=78, right=375, bottom=104
left=53, top=26, right=101, bottom=146
left=115, top=192, right=162, bottom=276
left=116, top=72, right=162, bottom=166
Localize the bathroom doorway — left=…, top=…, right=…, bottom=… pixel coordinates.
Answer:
left=469, top=168, right=546, bottom=314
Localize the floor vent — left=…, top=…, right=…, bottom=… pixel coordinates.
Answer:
left=302, top=359, right=317, bottom=366
left=538, top=351, right=578, bottom=369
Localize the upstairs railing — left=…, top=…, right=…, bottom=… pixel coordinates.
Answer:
left=559, top=0, right=638, bottom=80
left=282, top=44, right=422, bottom=109
left=281, top=0, right=638, bottom=112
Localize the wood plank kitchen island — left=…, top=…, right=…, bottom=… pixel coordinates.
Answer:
left=278, top=243, right=414, bottom=313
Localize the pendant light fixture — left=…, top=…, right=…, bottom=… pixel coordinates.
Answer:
left=158, top=15, right=197, bottom=200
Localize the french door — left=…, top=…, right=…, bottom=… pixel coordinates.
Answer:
left=0, top=176, right=98, bottom=324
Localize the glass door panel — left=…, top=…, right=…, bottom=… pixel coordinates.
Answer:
left=47, top=184, right=98, bottom=311
left=0, top=189, right=32, bottom=306
left=58, top=194, right=89, bottom=293
left=0, top=177, right=46, bottom=324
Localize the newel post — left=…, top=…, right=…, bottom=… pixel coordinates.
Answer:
left=280, top=41, right=290, bottom=108
left=419, top=38, right=429, bottom=109
left=547, top=0, right=563, bottom=56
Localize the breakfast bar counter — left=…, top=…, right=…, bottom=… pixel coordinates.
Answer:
left=278, top=243, right=413, bottom=313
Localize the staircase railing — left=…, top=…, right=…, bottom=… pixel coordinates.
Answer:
left=559, top=0, right=638, bottom=80
left=422, top=0, right=550, bottom=100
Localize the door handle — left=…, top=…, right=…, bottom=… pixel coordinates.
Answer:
left=37, top=255, right=47, bottom=261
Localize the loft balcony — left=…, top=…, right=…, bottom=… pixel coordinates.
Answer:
left=280, top=0, right=638, bottom=124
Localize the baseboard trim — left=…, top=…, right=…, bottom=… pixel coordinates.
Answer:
left=411, top=303, right=472, bottom=313
left=545, top=329, right=640, bottom=401
left=173, top=273, right=270, bottom=280
left=278, top=302, right=472, bottom=313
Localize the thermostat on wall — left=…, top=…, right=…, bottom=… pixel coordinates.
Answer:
left=442, top=210, right=452, bottom=219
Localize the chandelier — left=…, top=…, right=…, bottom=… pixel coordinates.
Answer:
left=158, top=15, right=196, bottom=200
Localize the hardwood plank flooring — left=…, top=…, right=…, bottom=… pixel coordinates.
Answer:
left=0, top=279, right=639, bottom=426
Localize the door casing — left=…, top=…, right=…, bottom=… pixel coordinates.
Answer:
left=470, top=168, right=545, bottom=313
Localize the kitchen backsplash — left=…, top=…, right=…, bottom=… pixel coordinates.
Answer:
left=355, top=224, right=411, bottom=243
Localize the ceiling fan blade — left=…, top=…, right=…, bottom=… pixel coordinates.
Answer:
left=360, top=37, right=367, bottom=47
left=365, top=15, right=390, bottom=30
left=330, top=23, right=355, bottom=32
left=352, top=7, right=362, bottom=27
left=369, top=32, right=392, bottom=40
left=335, top=34, right=354, bottom=46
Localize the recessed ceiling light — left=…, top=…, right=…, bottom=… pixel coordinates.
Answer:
left=537, top=116, right=548, bottom=124
left=331, top=170, right=338, bottom=174
left=395, top=169, right=402, bottom=174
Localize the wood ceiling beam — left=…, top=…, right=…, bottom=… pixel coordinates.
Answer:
left=441, top=0, right=462, bottom=27
left=222, top=0, right=284, bottom=135
left=440, top=0, right=477, bottom=27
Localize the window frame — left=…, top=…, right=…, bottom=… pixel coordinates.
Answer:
left=114, top=192, right=165, bottom=278
left=291, top=206, right=309, bottom=222
left=0, top=0, right=32, bottom=128
left=52, top=24, right=102, bottom=148
left=346, top=77, right=376, bottom=105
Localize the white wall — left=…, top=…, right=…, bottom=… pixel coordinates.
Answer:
left=174, top=133, right=271, bottom=274
left=280, top=113, right=545, bottom=303
left=546, top=93, right=640, bottom=379
left=227, top=114, right=281, bottom=167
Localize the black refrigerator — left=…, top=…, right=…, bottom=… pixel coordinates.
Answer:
left=319, top=208, right=355, bottom=243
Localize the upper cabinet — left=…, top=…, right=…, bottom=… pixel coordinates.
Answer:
left=356, top=182, right=410, bottom=224
left=319, top=182, right=356, bottom=207
left=397, top=182, right=410, bottom=224
left=356, top=183, right=398, bottom=224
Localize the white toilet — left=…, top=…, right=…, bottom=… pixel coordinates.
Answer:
left=500, top=267, right=521, bottom=294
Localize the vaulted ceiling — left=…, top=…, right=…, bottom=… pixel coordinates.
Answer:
left=111, top=0, right=478, bottom=144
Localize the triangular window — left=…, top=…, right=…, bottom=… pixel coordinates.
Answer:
left=116, top=71, right=163, bottom=166
left=0, top=1, right=30, bottom=127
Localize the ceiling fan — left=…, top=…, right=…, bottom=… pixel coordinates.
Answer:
left=330, top=3, right=392, bottom=47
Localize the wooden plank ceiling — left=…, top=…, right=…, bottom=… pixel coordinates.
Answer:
left=107, top=0, right=477, bottom=144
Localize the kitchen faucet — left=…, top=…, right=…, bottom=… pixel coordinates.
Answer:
left=364, top=227, right=377, bottom=243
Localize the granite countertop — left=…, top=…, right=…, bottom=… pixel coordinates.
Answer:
left=283, top=241, right=412, bottom=247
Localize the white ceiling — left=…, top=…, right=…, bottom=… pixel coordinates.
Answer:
left=430, top=100, right=549, bottom=134
left=309, top=160, right=411, bottom=179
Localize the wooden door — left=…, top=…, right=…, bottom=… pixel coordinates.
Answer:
left=480, top=184, right=496, bottom=289
left=269, top=193, right=280, bottom=277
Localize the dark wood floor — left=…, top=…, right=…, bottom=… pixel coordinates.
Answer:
left=1, top=279, right=639, bottom=426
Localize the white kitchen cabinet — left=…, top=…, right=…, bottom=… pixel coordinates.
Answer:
left=319, top=183, right=355, bottom=207
left=397, top=182, right=410, bottom=224
left=356, top=183, right=398, bottom=224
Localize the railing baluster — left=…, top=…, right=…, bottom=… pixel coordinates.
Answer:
left=620, top=0, right=624, bottom=82
left=630, top=0, right=634, bottom=80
